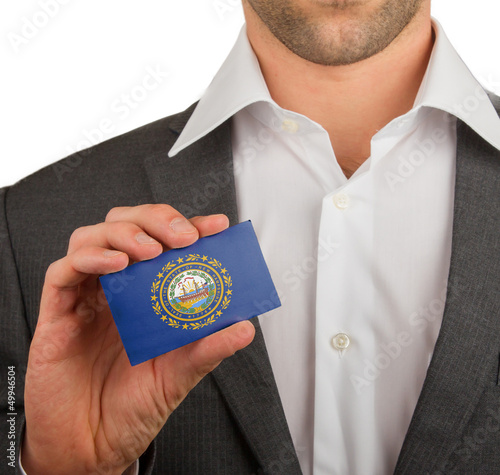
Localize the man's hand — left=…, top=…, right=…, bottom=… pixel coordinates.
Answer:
left=21, top=205, right=255, bottom=475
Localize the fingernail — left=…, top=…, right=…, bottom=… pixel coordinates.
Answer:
left=238, top=321, right=253, bottom=339
left=135, top=232, right=159, bottom=245
left=170, top=217, right=196, bottom=234
left=103, top=250, right=125, bottom=258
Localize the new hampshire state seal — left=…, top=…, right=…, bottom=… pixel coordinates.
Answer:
left=151, top=253, right=232, bottom=330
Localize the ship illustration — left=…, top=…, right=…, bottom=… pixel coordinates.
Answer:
left=177, top=277, right=211, bottom=306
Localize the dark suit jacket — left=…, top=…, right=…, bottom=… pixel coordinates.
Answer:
left=1, top=97, right=499, bottom=474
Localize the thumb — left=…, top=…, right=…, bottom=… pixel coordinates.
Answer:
left=153, top=320, right=255, bottom=410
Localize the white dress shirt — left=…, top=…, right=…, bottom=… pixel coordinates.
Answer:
left=169, top=19, right=500, bottom=475
left=20, top=19, right=500, bottom=475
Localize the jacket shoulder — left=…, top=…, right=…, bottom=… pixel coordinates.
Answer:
left=4, top=102, right=197, bottom=222
left=12, top=101, right=196, bottom=191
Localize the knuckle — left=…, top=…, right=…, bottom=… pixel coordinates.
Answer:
left=147, top=204, right=185, bottom=230
left=68, top=223, right=103, bottom=252
left=147, top=203, right=177, bottom=218
left=105, top=206, right=128, bottom=222
left=44, top=258, right=63, bottom=283
left=45, top=260, right=57, bottom=279
left=195, top=363, right=218, bottom=381
left=68, top=226, right=87, bottom=249
left=220, top=332, right=237, bottom=357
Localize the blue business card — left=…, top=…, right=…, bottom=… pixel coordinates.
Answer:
left=100, top=221, right=280, bottom=365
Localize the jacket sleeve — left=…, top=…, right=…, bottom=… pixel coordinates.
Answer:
left=0, top=187, right=31, bottom=475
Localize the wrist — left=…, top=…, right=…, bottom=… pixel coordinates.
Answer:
left=21, top=432, right=129, bottom=475
left=21, top=434, right=56, bottom=475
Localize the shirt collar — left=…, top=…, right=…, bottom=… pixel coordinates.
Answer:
left=168, top=25, right=273, bottom=157
left=414, top=19, right=500, bottom=150
left=169, top=19, right=500, bottom=157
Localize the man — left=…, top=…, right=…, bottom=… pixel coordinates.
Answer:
left=1, top=0, right=499, bottom=473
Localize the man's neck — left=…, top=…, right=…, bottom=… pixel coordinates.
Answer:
left=244, top=4, right=434, bottom=178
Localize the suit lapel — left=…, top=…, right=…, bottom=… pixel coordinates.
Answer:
left=212, top=318, right=302, bottom=474
left=143, top=103, right=239, bottom=225
left=143, top=112, right=302, bottom=473
left=395, top=120, right=500, bottom=473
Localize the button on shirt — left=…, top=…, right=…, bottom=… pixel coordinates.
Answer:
left=169, top=19, right=500, bottom=475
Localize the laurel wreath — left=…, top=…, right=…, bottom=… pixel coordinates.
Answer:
left=151, top=253, right=232, bottom=330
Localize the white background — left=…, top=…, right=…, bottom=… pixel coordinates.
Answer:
left=2, top=0, right=499, bottom=188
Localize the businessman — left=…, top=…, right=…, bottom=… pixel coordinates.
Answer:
left=1, top=0, right=499, bottom=473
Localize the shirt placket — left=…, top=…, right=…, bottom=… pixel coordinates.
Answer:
left=313, top=169, right=376, bottom=474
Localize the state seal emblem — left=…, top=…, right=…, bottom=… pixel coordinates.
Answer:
left=151, top=253, right=232, bottom=330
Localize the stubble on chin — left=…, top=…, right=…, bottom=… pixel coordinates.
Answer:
left=244, top=0, right=425, bottom=66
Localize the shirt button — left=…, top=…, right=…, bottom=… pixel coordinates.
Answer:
left=281, top=118, right=299, bottom=134
left=331, top=333, right=350, bottom=351
left=333, top=192, right=349, bottom=210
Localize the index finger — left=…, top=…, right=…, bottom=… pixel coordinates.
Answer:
left=106, top=204, right=199, bottom=249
